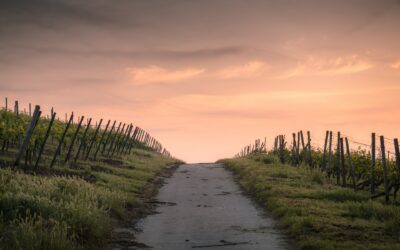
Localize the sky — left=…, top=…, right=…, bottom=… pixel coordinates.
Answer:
left=1, top=0, right=400, bottom=162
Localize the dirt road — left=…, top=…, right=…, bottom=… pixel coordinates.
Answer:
left=135, top=163, right=288, bottom=249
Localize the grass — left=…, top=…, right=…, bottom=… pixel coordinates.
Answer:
left=0, top=148, right=181, bottom=249
left=219, top=153, right=400, bottom=250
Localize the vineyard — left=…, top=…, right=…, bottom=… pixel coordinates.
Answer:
left=236, top=130, right=400, bottom=204
left=220, top=131, right=400, bottom=249
left=0, top=98, right=179, bottom=249
left=0, top=98, right=171, bottom=168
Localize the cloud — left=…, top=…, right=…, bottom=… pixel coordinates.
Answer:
left=391, top=61, right=400, bottom=69
left=126, top=66, right=204, bottom=85
left=215, top=61, right=269, bottom=79
left=280, top=55, right=373, bottom=79
left=13, top=46, right=248, bottom=61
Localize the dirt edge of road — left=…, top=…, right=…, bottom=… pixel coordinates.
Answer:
left=220, top=163, right=295, bottom=250
left=107, top=163, right=181, bottom=249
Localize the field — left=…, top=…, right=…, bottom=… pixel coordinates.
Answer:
left=0, top=106, right=181, bottom=249
left=220, top=153, right=400, bottom=249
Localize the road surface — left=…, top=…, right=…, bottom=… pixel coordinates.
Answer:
left=135, top=163, right=288, bottom=249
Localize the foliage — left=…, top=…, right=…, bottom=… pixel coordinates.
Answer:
left=220, top=157, right=400, bottom=249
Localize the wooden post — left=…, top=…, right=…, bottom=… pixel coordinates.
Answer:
left=126, top=126, right=138, bottom=154
left=93, top=119, right=111, bottom=160
left=14, top=101, right=19, bottom=117
left=5, top=97, right=7, bottom=111
left=120, top=124, right=133, bottom=153
left=345, top=137, right=356, bottom=190
left=307, top=131, right=312, bottom=167
left=371, top=133, right=376, bottom=194
left=300, top=130, right=305, bottom=156
left=394, top=139, right=400, bottom=183
left=85, top=118, right=103, bottom=160
left=50, top=113, right=73, bottom=168
left=292, top=133, right=297, bottom=166
left=29, top=103, right=32, bottom=116
left=336, top=132, right=341, bottom=185
left=340, top=137, right=346, bottom=187
left=128, top=127, right=140, bottom=154
left=380, top=136, right=390, bottom=203
left=102, top=120, right=117, bottom=154
left=119, top=124, right=133, bottom=155
left=322, top=130, right=329, bottom=171
left=296, top=132, right=300, bottom=162
left=35, top=112, right=56, bottom=168
left=113, top=123, right=128, bottom=155
left=264, top=137, right=267, bottom=152
left=279, top=135, right=285, bottom=163
left=64, top=116, right=84, bottom=163
left=14, top=105, right=41, bottom=166
left=138, top=129, right=144, bottom=142
left=136, top=129, right=142, bottom=142
left=74, top=118, right=92, bottom=164
left=131, top=126, right=139, bottom=142
left=107, top=122, right=123, bottom=156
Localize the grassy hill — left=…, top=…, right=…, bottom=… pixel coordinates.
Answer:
left=0, top=107, right=181, bottom=249
left=219, top=153, right=400, bottom=250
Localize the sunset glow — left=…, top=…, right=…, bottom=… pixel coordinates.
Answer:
left=1, top=0, right=400, bottom=162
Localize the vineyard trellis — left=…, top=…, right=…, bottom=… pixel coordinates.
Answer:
left=0, top=97, right=172, bottom=169
left=236, top=130, right=400, bottom=204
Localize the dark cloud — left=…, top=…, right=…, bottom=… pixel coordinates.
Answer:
left=0, top=0, right=123, bottom=29
left=10, top=45, right=250, bottom=61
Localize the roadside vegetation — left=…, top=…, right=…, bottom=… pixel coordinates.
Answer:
left=0, top=148, right=180, bottom=250
left=0, top=106, right=181, bottom=249
left=220, top=153, right=400, bottom=250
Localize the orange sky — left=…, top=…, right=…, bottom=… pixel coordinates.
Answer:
left=1, top=0, right=400, bottom=162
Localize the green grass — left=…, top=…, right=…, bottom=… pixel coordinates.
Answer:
left=0, top=148, right=181, bottom=249
left=219, top=154, right=400, bottom=250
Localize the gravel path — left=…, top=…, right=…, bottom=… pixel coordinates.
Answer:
left=135, top=163, right=288, bottom=250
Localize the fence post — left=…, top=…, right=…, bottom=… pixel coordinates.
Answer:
left=307, top=131, right=312, bottom=167
left=85, top=118, right=103, bottom=160
left=14, top=105, right=41, bottom=166
left=371, top=133, right=376, bottom=194
left=101, top=120, right=116, bottom=154
left=345, top=137, right=356, bottom=190
left=14, top=101, right=19, bottom=117
left=111, top=124, right=132, bottom=156
left=336, top=132, right=341, bottom=185
left=35, top=112, right=56, bottom=168
left=340, top=137, right=346, bottom=187
left=327, top=131, right=333, bottom=177
left=110, top=123, right=126, bottom=156
left=279, top=135, right=285, bottom=163
left=300, top=131, right=305, bottom=163
left=300, top=130, right=305, bottom=152
left=292, top=133, right=297, bottom=166
left=5, top=97, right=7, bottom=110
left=119, top=124, right=133, bottom=155
left=93, top=119, right=111, bottom=160
left=394, top=138, right=400, bottom=183
left=126, top=126, right=138, bottom=154
left=106, top=122, right=122, bottom=156
left=119, top=124, right=133, bottom=154
left=65, top=116, right=84, bottom=163
left=380, top=136, right=390, bottom=203
left=322, top=130, right=329, bottom=171
left=74, top=118, right=92, bottom=164
left=50, top=113, right=73, bottom=168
